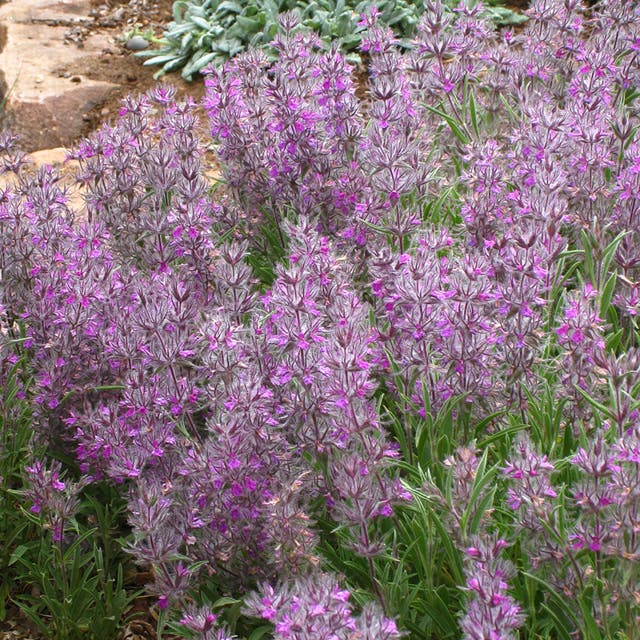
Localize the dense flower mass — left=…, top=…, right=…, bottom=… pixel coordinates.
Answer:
left=2, top=0, right=640, bottom=638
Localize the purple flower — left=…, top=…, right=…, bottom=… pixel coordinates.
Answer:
left=460, top=536, right=524, bottom=640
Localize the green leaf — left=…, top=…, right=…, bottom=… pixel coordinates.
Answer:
left=248, top=625, right=274, bottom=640
left=499, top=94, right=520, bottom=122
left=190, top=15, right=213, bottom=30
left=142, top=53, right=186, bottom=66
left=478, top=422, right=526, bottom=448
left=539, top=602, right=574, bottom=640
left=166, top=23, right=195, bottom=38
left=599, top=270, right=617, bottom=318
left=411, top=490, right=464, bottom=585
left=468, top=89, right=479, bottom=138
left=181, top=31, right=194, bottom=51
left=426, top=105, right=471, bottom=145
left=483, top=6, right=528, bottom=25
left=184, top=51, right=218, bottom=76
left=15, top=600, right=50, bottom=636
left=522, top=571, right=580, bottom=626
left=423, top=587, right=459, bottom=636
left=233, top=15, right=265, bottom=32
left=600, top=231, right=627, bottom=284
left=577, top=591, right=604, bottom=640
left=9, top=544, right=28, bottom=566
left=173, top=0, right=189, bottom=21
left=459, top=453, right=498, bottom=538
left=605, top=327, right=625, bottom=352
left=212, top=596, right=242, bottom=608
left=574, top=385, right=614, bottom=421
left=218, top=0, right=243, bottom=12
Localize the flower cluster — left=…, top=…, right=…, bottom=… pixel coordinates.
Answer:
left=245, top=572, right=401, bottom=640
left=179, top=604, right=233, bottom=640
left=461, top=536, right=523, bottom=640
left=24, top=458, right=88, bottom=542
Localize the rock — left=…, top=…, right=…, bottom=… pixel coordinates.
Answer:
left=0, top=0, right=92, bottom=23
left=1, top=85, right=111, bottom=150
left=125, top=35, right=148, bottom=51
left=29, top=146, right=69, bottom=167
left=0, top=22, right=117, bottom=150
left=0, top=0, right=202, bottom=154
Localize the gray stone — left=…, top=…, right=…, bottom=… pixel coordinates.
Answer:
left=125, top=35, right=148, bottom=51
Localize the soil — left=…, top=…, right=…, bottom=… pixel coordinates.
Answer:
left=504, top=0, right=529, bottom=9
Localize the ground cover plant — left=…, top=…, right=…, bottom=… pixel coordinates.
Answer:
left=139, top=0, right=526, bottom=79
left=1, top=0, right=640, bottom=638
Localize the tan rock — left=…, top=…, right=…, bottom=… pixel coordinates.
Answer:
left=0, top=23, right=117, bottom=150
left=29, top=146, right=69, bottom=167
left=0, top=0, right=92, bottom=23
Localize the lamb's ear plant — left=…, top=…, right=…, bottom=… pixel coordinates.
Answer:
left=139, top=0, right=526, bottom=79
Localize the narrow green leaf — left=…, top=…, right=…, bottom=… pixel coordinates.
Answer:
left=8, top=544, right=28, bottom=566
left=574, top=385, right=614, bottom=420
left=600, top=231, right=627, bottom=284
left=423, top=587, right=459, bottom=636
left=248, top=625, right=274, bottom=640
left=581, top=229, right=595, bottom=284
left=499, top=94, right=520, bottom=121
left=539, top=602, right=573, bottom=640
left=523, top=571, right=580, bottom=627
left=212, top=596, right=242, bottom=608
left=599, top=270, right=617, bottom=318
left=577, top=592, right=604, bottom=640
left=426, top=105, right=471, bottom=145
left=468, top=89, right=479, bottom=137
left=605, top=327, right=625, bottom=352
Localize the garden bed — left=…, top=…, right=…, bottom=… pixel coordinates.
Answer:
left=4, top=1, right=640, bottom=640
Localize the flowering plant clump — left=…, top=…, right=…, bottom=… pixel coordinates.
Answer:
left=2, top=0, right=640, bottom=638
